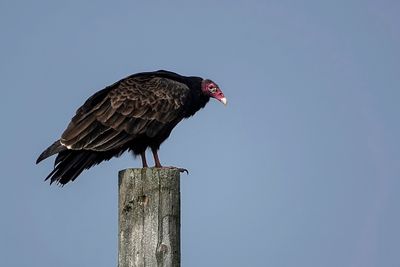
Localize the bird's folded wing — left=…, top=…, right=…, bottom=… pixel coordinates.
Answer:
left=60, top=76, right=190, bottom=151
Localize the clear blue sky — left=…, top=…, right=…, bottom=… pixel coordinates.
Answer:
left=1, top=0, right=399, bottom=266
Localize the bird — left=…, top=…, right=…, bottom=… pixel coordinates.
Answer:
left=36, top=70, right=227, bottom=185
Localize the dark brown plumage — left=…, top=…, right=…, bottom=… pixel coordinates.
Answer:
left=36, top=70, right=226, bottom=185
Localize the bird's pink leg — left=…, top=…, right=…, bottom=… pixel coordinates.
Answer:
left=151, top=148, right=188, bottom=174
left=140, top=151, right=148, bottom=168
left=151, top=148, right=162, bottom=168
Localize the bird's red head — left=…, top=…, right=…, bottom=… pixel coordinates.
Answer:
left=202, top=79, right=227, bottom=105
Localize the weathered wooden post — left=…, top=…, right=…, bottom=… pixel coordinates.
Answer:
left=118, top=168, right=181, bottom=267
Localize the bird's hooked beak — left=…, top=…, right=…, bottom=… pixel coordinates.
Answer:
left=219, top=97, right=227, bottom=106
left=214, top=91, right=227, bottom=106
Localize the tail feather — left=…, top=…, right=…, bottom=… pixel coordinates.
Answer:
left=39, top=143, right=128, bottom=185
left=36, top=140, right=67, bottom=164
left=45, top=151, right=98, bottom=185
left=44, top=148, right=126, bottom=185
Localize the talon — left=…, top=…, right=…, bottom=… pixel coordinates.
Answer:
left=178, top=168, right=189, bottom=174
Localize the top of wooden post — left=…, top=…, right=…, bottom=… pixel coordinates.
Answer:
left=118, top=168, right=181, bottom=187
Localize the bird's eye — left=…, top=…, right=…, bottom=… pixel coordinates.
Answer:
left=209, top=87, right=217, bottom=93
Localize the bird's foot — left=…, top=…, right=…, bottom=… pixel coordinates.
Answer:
left=156, top=166, right=189, bottom=174
left=175, top=167, right=189, bottom=175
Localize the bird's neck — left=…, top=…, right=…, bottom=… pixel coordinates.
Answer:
left=184, top=90, right=210, bottom=118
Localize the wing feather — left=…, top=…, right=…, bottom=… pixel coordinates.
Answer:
left=90, top=131, right=131, bottom=151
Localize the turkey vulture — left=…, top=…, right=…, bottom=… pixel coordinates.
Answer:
left=36, top=70, right=226, bottom=185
